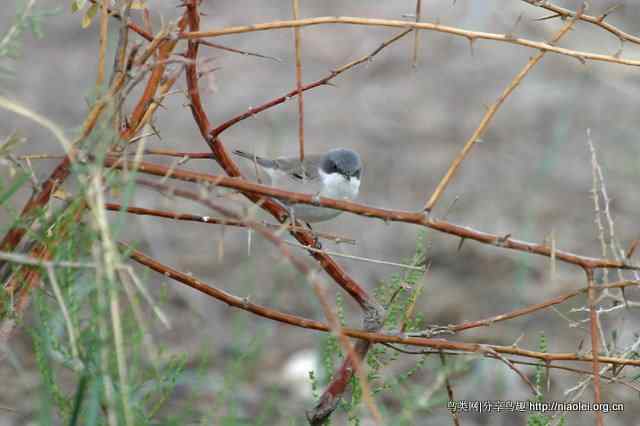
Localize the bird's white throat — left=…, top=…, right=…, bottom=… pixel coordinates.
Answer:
left=318, top=169, right=360, bottom=200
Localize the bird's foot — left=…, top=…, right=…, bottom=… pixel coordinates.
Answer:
left=304, top=222, right=323, bottom=250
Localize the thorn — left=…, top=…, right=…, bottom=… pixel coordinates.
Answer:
left=467, top=37, right=475, bottom=57
left=625, top=240, right=639, bottom=260
left=598, top=4, right=623, bottom=22
left=533, top=13, right=563, bottom=22
left=614, top=41, right=624, bottom=59
left=241, top=295, right=251, bottom=308
left=457, top=237, right=466, bottom=252
left=512, top=333, right=525, bottom=348
left=496, top=233, right=511, bottom=246
left=505, top=13, right=524, bottom=41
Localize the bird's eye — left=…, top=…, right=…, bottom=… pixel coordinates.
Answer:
left=353, top=170, right=361, bottom=178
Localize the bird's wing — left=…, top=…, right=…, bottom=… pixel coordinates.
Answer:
left=274, top=154, right=323, bottom=182
left=232, top=150, right=276, bottom=168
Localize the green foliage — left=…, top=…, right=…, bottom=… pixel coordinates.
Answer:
left=308, top=230, right=440, bottom=422
left=0, top=1, right=61, bottom=79
left=526, top=332, right=566, bottom=426
left=21, top=192, right=187, bottom=424
left=0, top=116, right=193, bottom=425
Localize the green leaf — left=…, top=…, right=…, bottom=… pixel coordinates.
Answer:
left=0, top=172, right=29, bottom=205
left=0, top=131, right=24, bottom=156
left=81, top=3, right=98, bottom=29
left=71, top=0, right=87, bottom=13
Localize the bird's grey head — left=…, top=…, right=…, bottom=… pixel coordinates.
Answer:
left=320, top=148, right=362, bottom=179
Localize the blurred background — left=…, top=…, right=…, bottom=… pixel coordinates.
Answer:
left=2, top=1, right=640, bottom=424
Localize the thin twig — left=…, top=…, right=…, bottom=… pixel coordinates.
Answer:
left=211, top=27, right=413, bottom=138
left=292, top=0, right=305, bottom=162
left=282, top=240, right=426, bottom=271
left=104, top=157, right=640, bottom=271
left=448, top=280, right=639, bottom=333
left=105, top=202, right=355, bottom=244
left=200, top=40, right=281, bottom=62
left=0, top=251, right=96, bottom=269
left=181, top=15, right=640, bottom=67
left=439, top=351, right=461, bottom=426
left=585, top=268, right=604, bottom=426
left=46, top=265, right=82, bottom=363
left=482, top=345, right=540, bottom=396
left=521, top=0, right=640, bottom=45
left=412, top=0, right=422, bottom=67
left=423, top=9, right=580, bottom=211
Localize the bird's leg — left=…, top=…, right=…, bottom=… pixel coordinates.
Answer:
left=304, top=221, right=322, bottom=250
left=290, top=210, right=322, bottom=250
left=285, top=205, right=296, bottom=228
left=280, top=202, right=322, bottom=250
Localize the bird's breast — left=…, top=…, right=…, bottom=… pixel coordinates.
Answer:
left=319, top=171, right=360, bottom=200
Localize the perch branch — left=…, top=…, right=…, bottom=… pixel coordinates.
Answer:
left=103, top=157, right=639, bottom=271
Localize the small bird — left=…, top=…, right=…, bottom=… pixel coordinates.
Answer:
left=233, top=148, right=362, bottom=223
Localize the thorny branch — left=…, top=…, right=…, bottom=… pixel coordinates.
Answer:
left=125, top=244, right=640, bottom=369
left=3, top=2, right=640, bottom=424
left=424, top=6, right=581, bottom=211
left=182, top=16, right=640, bottom=67
left=521, top=0, right=640, bottom=46
left=103, top=157, right=639, bottom=272
left=181, top=2, right=389, bottom=420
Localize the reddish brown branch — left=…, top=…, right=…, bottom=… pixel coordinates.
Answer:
left=182, top=0, right=382, bottom=318
left=181, top=4, right=398, bottom=421
left=0, top=11, right=185, bottom=262
left=450, top=280, right=640, bottom=333
left=0, top=44, right=136, bottom=256
left=103, top=157, right=640, bottom=272
left=0, top=243, right=51, bottom=351
left=105, top=201, right=354, bottom=244
left=0, top=158, right=71, bottom=254
left=141, top=149, right=215, bottom=159
left=123, top=244, right=640, bottom=368
left=210, top=28, right=412, bottom=139
left=125, top=244, right=328, bottom=331
left=307, top=340, right=371, bottom=425
left=122, top=19, right=187, bottom=139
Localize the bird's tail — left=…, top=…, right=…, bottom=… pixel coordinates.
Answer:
left=232, top=150, right=276, bottom=168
